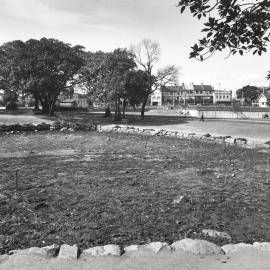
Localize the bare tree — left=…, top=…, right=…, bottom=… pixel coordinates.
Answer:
left=130, top=39, right=178, bottom=119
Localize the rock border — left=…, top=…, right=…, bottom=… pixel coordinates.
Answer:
left=1, top=122, right=269, bottom=148
left=2, top=239, right=270, bottom=262
left=99, top=124, right=270, bottom=149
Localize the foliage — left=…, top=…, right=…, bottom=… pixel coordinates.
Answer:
left=124, top=70, right=149, bottom=109
left=130, top=39, right=178, bottom=118
left=0, top=38, right=85, bottom=115
left=236, top=85, right=261, bottom=104
left=81, top=49, right=136, bottom=119
left=3, top=90, right=18, bottom=110
left=177, top=0, right=270, bottom=60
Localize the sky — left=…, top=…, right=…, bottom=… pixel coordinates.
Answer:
left=0, top=0, right=269, bottom=93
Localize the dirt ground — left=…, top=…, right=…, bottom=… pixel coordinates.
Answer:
left=0, top=131, right=270, bottom=254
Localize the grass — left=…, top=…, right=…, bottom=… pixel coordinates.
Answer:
left=0, top=130, right=270, bottom=254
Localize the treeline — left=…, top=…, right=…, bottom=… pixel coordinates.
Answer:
left=0, top=38, right=178, bottom=119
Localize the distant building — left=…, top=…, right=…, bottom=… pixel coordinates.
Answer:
left=150, top=89, right=162, bottom=106
left=192, top=84, right=214, bottom=104
left=150, top=83, right=215, bottom=106
left=213, top=90, right=232, bottom=104
left=58, top=89, right=89, bottom=109
left=0, top=89, right=4, bottom=103
left=257, top=91, right=270, bottom=107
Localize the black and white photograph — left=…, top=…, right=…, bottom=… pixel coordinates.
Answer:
left=0, top=0, right=270, bottom=269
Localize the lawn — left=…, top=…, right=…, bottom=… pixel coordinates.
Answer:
left=0, top=130, right=270, bottom=254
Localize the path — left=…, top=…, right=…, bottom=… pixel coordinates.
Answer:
left=1, top=248, right=270, bottom=270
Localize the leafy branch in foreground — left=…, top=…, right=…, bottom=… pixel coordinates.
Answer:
left=177, top=0, right=270, bottom=60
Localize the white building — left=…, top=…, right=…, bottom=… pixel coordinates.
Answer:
left=150, top=89, right=162, bottom=106
left=0, top=89, right=4, bottom=103
left=257, top=92, right=270, bottom=107
left=213, top=90, right=232, bottom=104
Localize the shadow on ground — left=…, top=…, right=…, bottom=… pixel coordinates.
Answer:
left=48, top=111, right=191, bottom=127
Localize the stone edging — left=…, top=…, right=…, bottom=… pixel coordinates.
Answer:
left=1, top=122, right=269, bottom=149
left=99, top=125, right=270, bottom=149
left=1, top=239, right=270, bottom=262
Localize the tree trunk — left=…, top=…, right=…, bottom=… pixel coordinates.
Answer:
left=114, top=98, right=121, bottom=121
left=48, top=96, right=56, bottom=117
left=122, top=98, right=127, bottom=118
left=34, top=99, right=40, bottom=111
left=40, top=99, right=49, bottom=114
left=140, top=94, right=149, bottom=119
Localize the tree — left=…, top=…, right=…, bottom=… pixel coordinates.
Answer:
left=124, top=70, right=149, bottom=111
left=82, top=49, right=136, bottom=120
left=130, top=39, right=178, bottom=118
left=0, top=38, right=85, bottom=116
left=236, top=85, right=260, bottom=105
left=177, top=0, right=270, bottom=60
left=3, top=90, right=18, bottom=110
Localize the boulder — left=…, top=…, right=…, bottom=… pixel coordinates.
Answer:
left=58, top=244, right=78, bottom=259
left=253, top=242, right=270, bottom=251
left=41, top=244, right=60, bottom=257
left=124, top=245, right=140, bottom=253
left=82, top=244, right=121, bottom=257
left=144, top=242, right=171, bottom=253
left=171, top=238, right=222, bottom=255
left=221, top=243, right=253, bottom=254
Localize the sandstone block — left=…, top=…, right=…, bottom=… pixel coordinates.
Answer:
left=253, top=242, right=270, bottom=251
left=221, top=243, right=253, bottom=254
left=58, top=244, right=78, bottom=259
left=171, top=238, right=222, bottom=255
left=144, top=242, right=171, bottom=253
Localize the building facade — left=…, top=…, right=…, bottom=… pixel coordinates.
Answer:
left=151, top=83, right=216, bottom=106
left=257, top=92, right=270, bottom=107
left=213, top=90, right=232, bottom=104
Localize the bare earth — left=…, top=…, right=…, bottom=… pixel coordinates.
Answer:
left=1, top=131, right=270, bottom=256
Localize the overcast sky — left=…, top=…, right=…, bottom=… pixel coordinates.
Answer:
left=0, top=0, right=269, bottom=92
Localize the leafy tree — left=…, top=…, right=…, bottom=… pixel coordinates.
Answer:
left=0, top=38, right=85, bottom=116
left=130, top=39, right=178, bottom=118
left=3, top=90, right=18, bottom=110
left=177, top=0, right=270, bottom=60
left=236, top=85, right=260, bottom=105
left=82, top=49, right=136, bottom=120
left=124, top=70, right=149, bottom=111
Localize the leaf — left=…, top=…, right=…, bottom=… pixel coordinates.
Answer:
left=180, top=6, right=186, bottom=13
left=239, top=50, right=243, bottom=55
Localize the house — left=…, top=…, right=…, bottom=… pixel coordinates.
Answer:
left=257, top=91, right=270, bottom=107
left=58, top=91, right=89, bottom=109
left=192, top=84, right=214, bottom=104
left=150, top=89, right=162, bottom=106
left=161, top=84, right=194, bottom=106
left=152, top=83, right=215, bottom=106
left=213, top=90, right=232, bottom=105
left=0, top=89, right=4, bottom=104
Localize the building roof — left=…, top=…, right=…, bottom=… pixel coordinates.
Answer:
left=193, top=84, right=213, bottom=91
left=261, top=91, right=270, bottom=99
left=162, top=85, right=185, bottom=93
